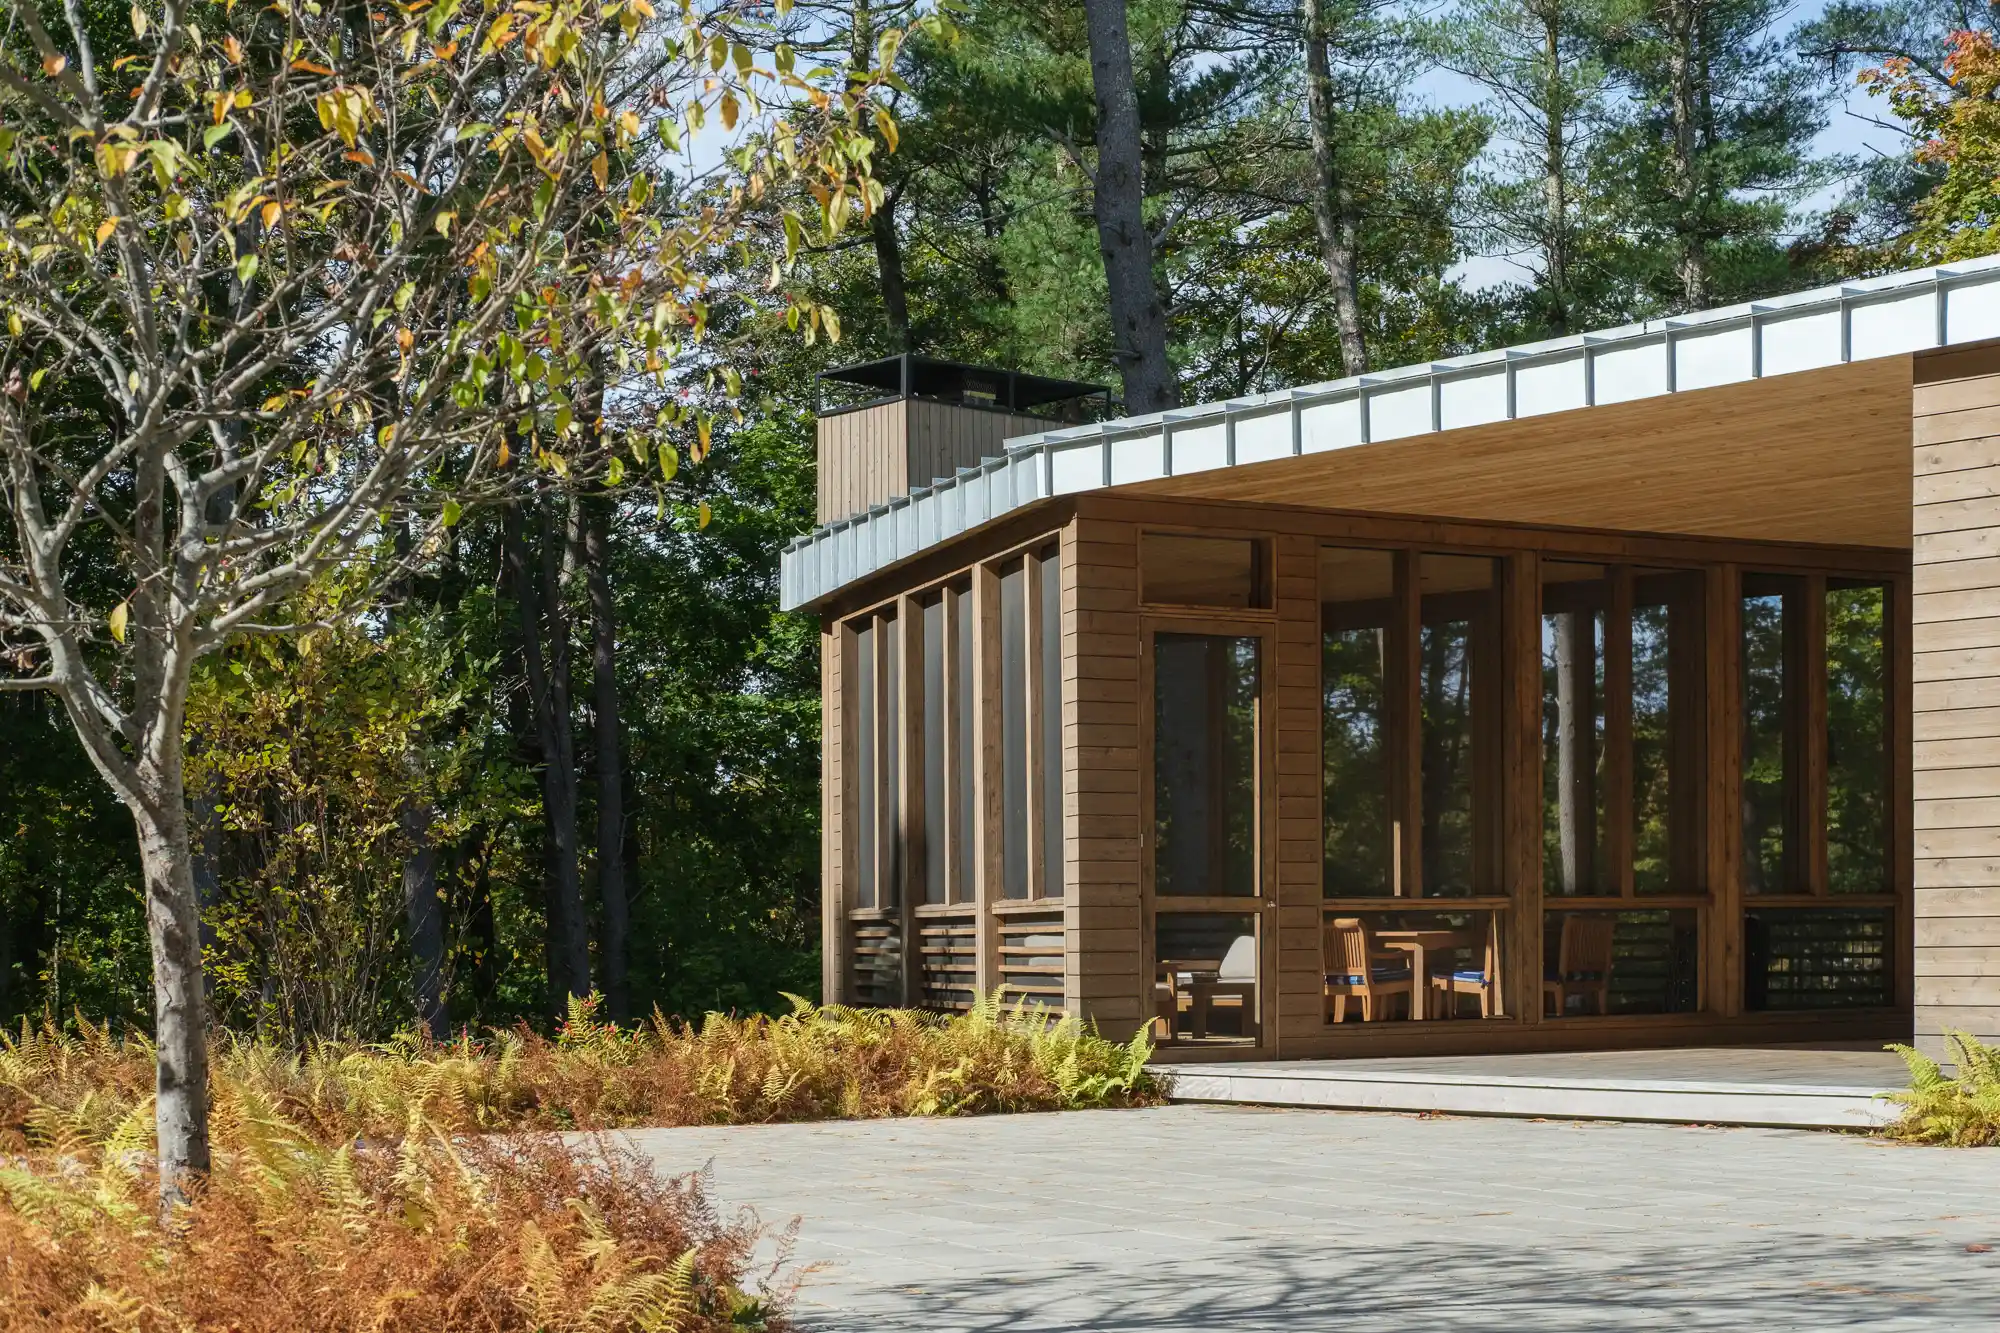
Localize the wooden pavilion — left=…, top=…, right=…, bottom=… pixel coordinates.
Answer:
left=785, top=260, right=2000, bottom=1061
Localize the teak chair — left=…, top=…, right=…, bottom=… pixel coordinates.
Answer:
left=1544, top=914, right=1615, bottom=1016
left=1430, top=931, right=1501, bottom=1019
left=1324, top=917, right=1416, bottom=1022
left=1191, top=935, right=1258, bottom=1039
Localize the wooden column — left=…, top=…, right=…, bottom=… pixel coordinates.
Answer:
left=822, top=622, right=848, bottom=1003
left=1067, top=517, right=1145, bottom=1036
left=1705, top=564, right=1744, bottom=1017
left=942, top=587, right=968, bottom=906
left=1912, top=342, right=2000, bottom=1052
left=1272, top=534, right=1323, bottom=1051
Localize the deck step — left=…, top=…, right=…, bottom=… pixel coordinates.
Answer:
left=1151, top=1051, right=1908, bottom=1130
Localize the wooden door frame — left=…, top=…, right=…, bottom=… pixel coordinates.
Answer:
left=1139, top=613, right=1281, bottom=1052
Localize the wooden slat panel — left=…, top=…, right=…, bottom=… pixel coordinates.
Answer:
left=1067, top=517, right=1143, bottom=1037
left=1912, top=344, right=2000, bottom=1049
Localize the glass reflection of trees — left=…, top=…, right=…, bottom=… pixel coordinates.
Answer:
left=1155, top=633, right=1260, bottom=898
left=1322, top=625, right=1390, bottom=896
left=1827, top=585, right=1886, bottom=895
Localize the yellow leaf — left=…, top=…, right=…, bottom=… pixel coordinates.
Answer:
left=95, top=217, right=117, bottom=246
left=591, top=152, right=608, bottom=190
left=497, top=438, right=512, bottom=468
left=130, top=5, right=147, bottom=38
left=720, top=91, right=738, bottom=132
left=42, top=53, right=66, bottom=78
left=108, top=602, right=129, bottom=644
left=260, top=200, right=281, bottom=229
left=222, top=34, right=243, bottom=63
left=697, top=500, right=711, bottom=529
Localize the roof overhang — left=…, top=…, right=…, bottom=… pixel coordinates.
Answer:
left=781, top=256, right=2000, bottom=612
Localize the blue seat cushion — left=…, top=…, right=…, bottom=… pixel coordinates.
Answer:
left=1433, top=969, right=1490, bottom=983
left=1545, top=969, right=1607, bottom=982
left=1326, top=966, right=1411, bottom=986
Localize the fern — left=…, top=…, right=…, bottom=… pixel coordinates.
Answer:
left=1882, top=1030, right=2000, bottom=1145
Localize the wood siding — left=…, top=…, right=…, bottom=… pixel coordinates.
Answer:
left=1913, top=343, right=2000, bottom=1052
left=817, top=400, right=1045, bottom=525
left=1067, top=516, right=1145, bottom=1035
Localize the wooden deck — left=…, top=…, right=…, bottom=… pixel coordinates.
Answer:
left=1153, top=1045, right=1910, bottom=1130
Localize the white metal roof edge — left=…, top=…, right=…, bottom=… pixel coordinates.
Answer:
left=779, top=254, right=2000, bottom=612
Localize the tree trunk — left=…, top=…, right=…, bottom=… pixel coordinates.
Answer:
left=188, top=760, right=222, bottom=987
left=870, top=194, right=913, bottom=353
left=131, top=761, right=212, bottom=1212
left=1554, top=610, right=1597, bottom=894
left=502, top=502, right=591, bottom=1010
left=1083, top=0, right=1178, bottom=412
left=1301, top=0, right=1367, bottom=376
left=581, top=494, right=630, bottom=1021
left=1541, top=10, right=1571, bottom=334
left=1665, top=0, right=1708, bottom=310
left=401, top=804, right=447, bottom=1037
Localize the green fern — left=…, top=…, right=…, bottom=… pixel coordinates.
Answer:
left=1882, top=1030, right=2000, bottom=1145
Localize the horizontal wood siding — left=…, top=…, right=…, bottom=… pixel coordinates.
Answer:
left=1068, top=517, right=1144, bottom=1035
left=1913, top=343, right=2000, bottom=1051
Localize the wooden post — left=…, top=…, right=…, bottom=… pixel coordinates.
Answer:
left=1705, top=564, right=1744, bottom=1016
left=823, top=622, right=849, bottom=1004
left=1888, top=574, right=1914, bottom=1013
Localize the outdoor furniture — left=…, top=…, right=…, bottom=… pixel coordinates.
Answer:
left=1190, top=934, right=1258, bottom=1039
left=1429, top=929, right=1502, bottom=1019
left=1373, top=926, right=1479, bottom=1020
left=1324, top=918, right=1417, bottom=1021
left=1544, top=914, right=1615, bottom=1016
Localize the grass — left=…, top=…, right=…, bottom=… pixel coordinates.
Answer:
left=0, top=995, right=1160, bottom=1330
left=1881, top=1030, right=2000, bottom=1146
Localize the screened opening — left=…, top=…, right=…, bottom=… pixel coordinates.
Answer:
left=1419, top=554, right=1499, bottom=898
left=1000, top=562, right=1030, bottom=899
left=1154, top=912, right=1259, bottom=1043
left=919, top=585, right=975, bottom=907
left=1155, top=633, right=1262, bottom=897
left=853, top=617, right=880, bottom=910
left=1039, top=550, right=1066, bottom=899
left=1142, top=533, right=1270, bottom=609
left=1542, top=909, right=1700, bottom=1016
left=1540, top=565, right=1701, bottom=899
left=1541, top=562, right=1610, bottom=897
left=1742, top=574, right=1803, bottom=895
left=1322, top=547, right=1394, bottom=898
left=1322, top=909, right=1505, bottom=1022
left=1828, top=582, right=1888, bottom=895
left=1745, top=908, right=1891, bottom=1010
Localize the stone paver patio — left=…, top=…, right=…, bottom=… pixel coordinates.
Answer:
left=623, top=1104, right=2000, bottom=1332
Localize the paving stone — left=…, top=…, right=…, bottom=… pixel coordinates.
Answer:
left=621, top=1105, right=2000, bottom=1332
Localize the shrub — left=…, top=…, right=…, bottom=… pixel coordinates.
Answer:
left=0, top=1095, right=788, bottom=1332
left=2, top=994, right=1162, bottom=1144
left=1881, top=1030, right=2000, bottom=1146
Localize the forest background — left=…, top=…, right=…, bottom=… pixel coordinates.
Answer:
left=2, top=0, right=1992, bottom=1041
